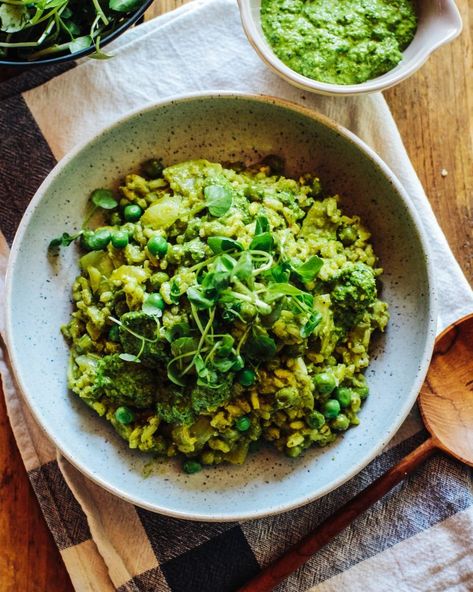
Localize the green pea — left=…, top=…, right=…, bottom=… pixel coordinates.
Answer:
left=92, top=229, right=112, bottom=250
left=82, top=229, right=111, bottom=251
left=141, top=158, right=164, bottom=179
left=123, top=204, right=142, bottom=222
left=183, top=460, right=202, bottom=474
left=80, top=230, right=96, bottom=251
left=115, top=406, right=135, bottom=425
left=338, top=226, right=358, bottom=246
left=314, top=372, right=337, bottom=395
left=331, top=413, right=350, bottom=431
left=276, top=387, right=298, bottom=409
left=238, top=368, right=256, bottom=386
left=146, top=293, right=165, bottom=311
left=306, top=411, right=325, bottom=429
left=235, top=416, right=251, bottom=432
left=335, top=386, right=352, bottom=408
left=111, top=230, right=129, bottom=249
left=286, top=445, right=302, bottom=458
left=323, top=399, right=341, bottom=419
left=356, top=385, right=369, bottom=400
left=108, top=325, right=120, bottom=342
left=148, top=235, right=168, bottom=257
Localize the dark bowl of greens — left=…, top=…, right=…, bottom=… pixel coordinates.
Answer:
left=0, top=0, right=153, bottom=66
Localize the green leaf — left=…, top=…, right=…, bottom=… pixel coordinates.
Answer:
left=265, top=283, right=309, bottom=302
left=212, top=357, right=237, bottom=373
left=216, top=334, right=234, bottom=356
left=142, top=296, right=163, bottom=317
left=90, top=188, right=118, bottom=210
left=204, top=185, right=233, bottom=217
left=207, top=236, right=243, bottom=254
left=48, top=231, right=81, bottom=252
left=171, top=336, right=199, bottom=357
left=109, top=0, right=143, bottom=11
left=267, top=261, right=291, bottom=283
left=167, top=360, right=187, bottom=386
left=201, top=270, right=231, bottom=299
left=119, top=353, right=140, bottom=363
left=170, top=281, right=181, bottom=304
left=244, top=332, right=277, bottom=361
left=187, top=286, right=215, bottom=310
left=0, top=4, right=29, bottom=34
left=69, top=35, right=92, bottom=54
left=291, top=256, right=323, bottom=283
left=296, top=292, right=314, bottom=309
left=301, top=311, right=322, bottom=338
left=213, top=254, right=236, bottom=273
left=233, top=251, right=253, bottom=282
left=249, top=231, right=273, bottom=253
left=255, top=215, right=270, bottom=235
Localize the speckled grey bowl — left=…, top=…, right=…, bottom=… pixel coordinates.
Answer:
left=5, top=93, right=436, bottom=521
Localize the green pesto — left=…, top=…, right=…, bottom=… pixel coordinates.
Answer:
left=260, top=0, right=417, bottom=85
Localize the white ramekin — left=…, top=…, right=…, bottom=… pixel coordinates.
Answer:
left=238, top=0, right=463, bottom=96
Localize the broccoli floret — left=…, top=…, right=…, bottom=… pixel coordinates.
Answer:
left=95, top=354, right=157, bottom=408
left=331, top=263, right=377, bottom=327
left=156, top=388, right=195, bottom=425
left=155, top=376, right=233, bottom=426
left=191, top=376, right=233, bottom=414
left=118, top=311, right=168, bottom=368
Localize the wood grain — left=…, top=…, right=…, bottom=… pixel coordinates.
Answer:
left=0, top=1, right=471, bottom=590
left=419, top=313, right=473, bottom=466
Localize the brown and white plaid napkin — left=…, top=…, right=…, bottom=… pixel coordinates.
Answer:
left=1, top=0, right=473, bottom=590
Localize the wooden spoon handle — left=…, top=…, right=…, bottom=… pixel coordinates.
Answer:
left=238, top=437, right=439, bottom=592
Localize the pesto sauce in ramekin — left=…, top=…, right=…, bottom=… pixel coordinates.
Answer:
left=260, top=0, right=417, bottom=85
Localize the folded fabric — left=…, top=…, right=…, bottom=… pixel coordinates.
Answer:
left=0, top=0, right=472, bottom=590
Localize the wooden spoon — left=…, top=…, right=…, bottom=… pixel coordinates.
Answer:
left=239, top=313, right=473, bottom=592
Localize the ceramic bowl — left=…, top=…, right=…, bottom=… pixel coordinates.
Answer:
left=238, top=0, right=463, bottom=96
left=5, top=93, right=437, bottom=521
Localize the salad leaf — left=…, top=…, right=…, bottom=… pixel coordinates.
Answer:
left=69, top=35, right=93, bottom=54
left=291, top=255, right=323, bottom=283
left=187, top=286, right=215, bottom=310
left=48, top=231, right=82, bottom=252
left=204, top=185, right=233, bottom=217
left=255, top=215, right=270, bottom=235
left=207, top=236, right=243, bottom=254
left=90, top=188, right=118, bottom=209
left=109, top=0, right=144, bottom=12
left=244, top=331, right=277, bottom=361
left=249, top=231, right=273, bottom=253
left=0, top=4, right=28, bottom=33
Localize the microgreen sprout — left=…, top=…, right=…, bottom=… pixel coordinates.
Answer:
left=0, top=0, right=147, bottom=62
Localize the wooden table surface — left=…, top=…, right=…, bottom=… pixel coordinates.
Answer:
left=1, top=2, right=471, bottom=590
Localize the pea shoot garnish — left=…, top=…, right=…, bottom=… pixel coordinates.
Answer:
left=61, top=157, right=389, bottom=472
left=48, top=187, right=118, bottom=253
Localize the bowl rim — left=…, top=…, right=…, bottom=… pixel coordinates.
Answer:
left=237, top=0, right=463, bottom=96
left=5, top=91, right=438, bottom=521
left=0, top=0, right=154, bottom=68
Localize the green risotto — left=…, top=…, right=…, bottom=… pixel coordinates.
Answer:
left=57, top=157, right=389, bottom=472
left=260, top=0, right=417, bottom=85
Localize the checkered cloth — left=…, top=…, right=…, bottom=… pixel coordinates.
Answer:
left=1, top=0, right=473, bottom=590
